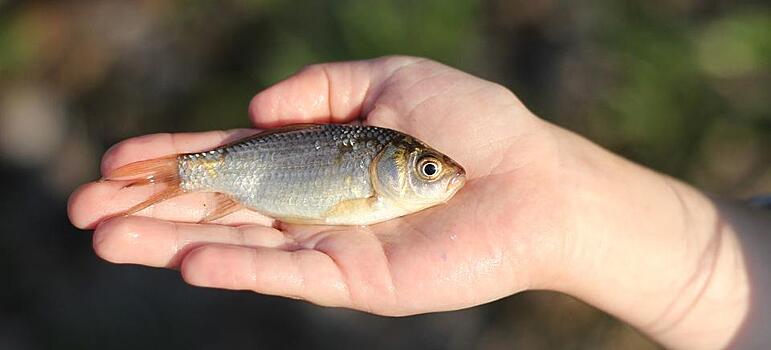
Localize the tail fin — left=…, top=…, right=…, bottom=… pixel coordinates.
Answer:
left=106, top=156, right=180, bottom=185
left=104, top=156, right=185, bottom=216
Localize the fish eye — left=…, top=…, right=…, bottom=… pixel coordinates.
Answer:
left=417, top=156, right=442, bottom=180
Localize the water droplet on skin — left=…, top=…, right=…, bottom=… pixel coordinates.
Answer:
left=449, top=233, right=458, bottom=241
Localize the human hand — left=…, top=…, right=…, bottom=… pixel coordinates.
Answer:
left=69, top=56, right=566, bottom=314
left=69, top=56, right=758, bottom=348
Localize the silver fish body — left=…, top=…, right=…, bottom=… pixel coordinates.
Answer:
left=181, top=125, right=402, bottom=223
left=112, top=124, right=465, bottom=225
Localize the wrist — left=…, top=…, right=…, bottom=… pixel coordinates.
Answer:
left=546, top=124, right=749, bottom=348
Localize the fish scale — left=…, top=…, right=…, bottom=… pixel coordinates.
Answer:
left=179, top=124, right=400, bottom=220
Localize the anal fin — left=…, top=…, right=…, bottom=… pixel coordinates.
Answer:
left=199, top=193, right=243, bottom=223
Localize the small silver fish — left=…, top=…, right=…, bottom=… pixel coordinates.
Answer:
left=107, top=124, right=466, bottom=225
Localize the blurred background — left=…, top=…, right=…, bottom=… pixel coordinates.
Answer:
left=1, top=0, right=769, bottom=349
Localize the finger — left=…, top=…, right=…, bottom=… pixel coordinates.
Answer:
left=101, top=128, right=256, bottom=176
left=92, top=216, right=291, bottom=268
left=248, top=55, right=425, bottom=128
left=68, top=180, right=273, bottom=229
left=181, top=244, right=351, bottom=308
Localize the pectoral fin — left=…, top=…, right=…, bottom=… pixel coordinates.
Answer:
left=322, top=196, right=379, bottom=223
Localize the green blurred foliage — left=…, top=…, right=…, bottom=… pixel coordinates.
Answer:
left=245, top=0, right=481, bottom=82
left=593, top=2, right=721, bottom=173
left=698, top=10, right=771, bottom=78
left=0, top=0, right=768, bottom=349
left=587, top=3, right=770, bottom=177
left=0, top=6, right=42, bottom=74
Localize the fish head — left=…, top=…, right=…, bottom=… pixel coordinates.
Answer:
left=373, top=137, right=466, bottom=210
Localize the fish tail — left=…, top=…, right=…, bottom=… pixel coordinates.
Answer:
left=104, top=156, right=185, bottom=215
left=105, top=156, right=180, bottom=185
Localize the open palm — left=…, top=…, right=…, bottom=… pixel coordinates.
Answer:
left=69, top=56, right=570, bottom=315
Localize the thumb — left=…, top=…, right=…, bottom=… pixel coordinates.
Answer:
left=248, top=56, right=423, bottom=128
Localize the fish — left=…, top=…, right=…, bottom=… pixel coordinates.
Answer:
left=106, top=124, right=466, bottom=225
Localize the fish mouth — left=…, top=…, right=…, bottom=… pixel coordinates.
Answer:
left=446, top=171, right=466, bottom=193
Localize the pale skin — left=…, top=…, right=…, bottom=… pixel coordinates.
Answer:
left=68, top=56, right=770, bottom=349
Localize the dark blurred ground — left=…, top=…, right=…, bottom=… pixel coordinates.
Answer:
left=0, top=1, right=769, bottom=349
